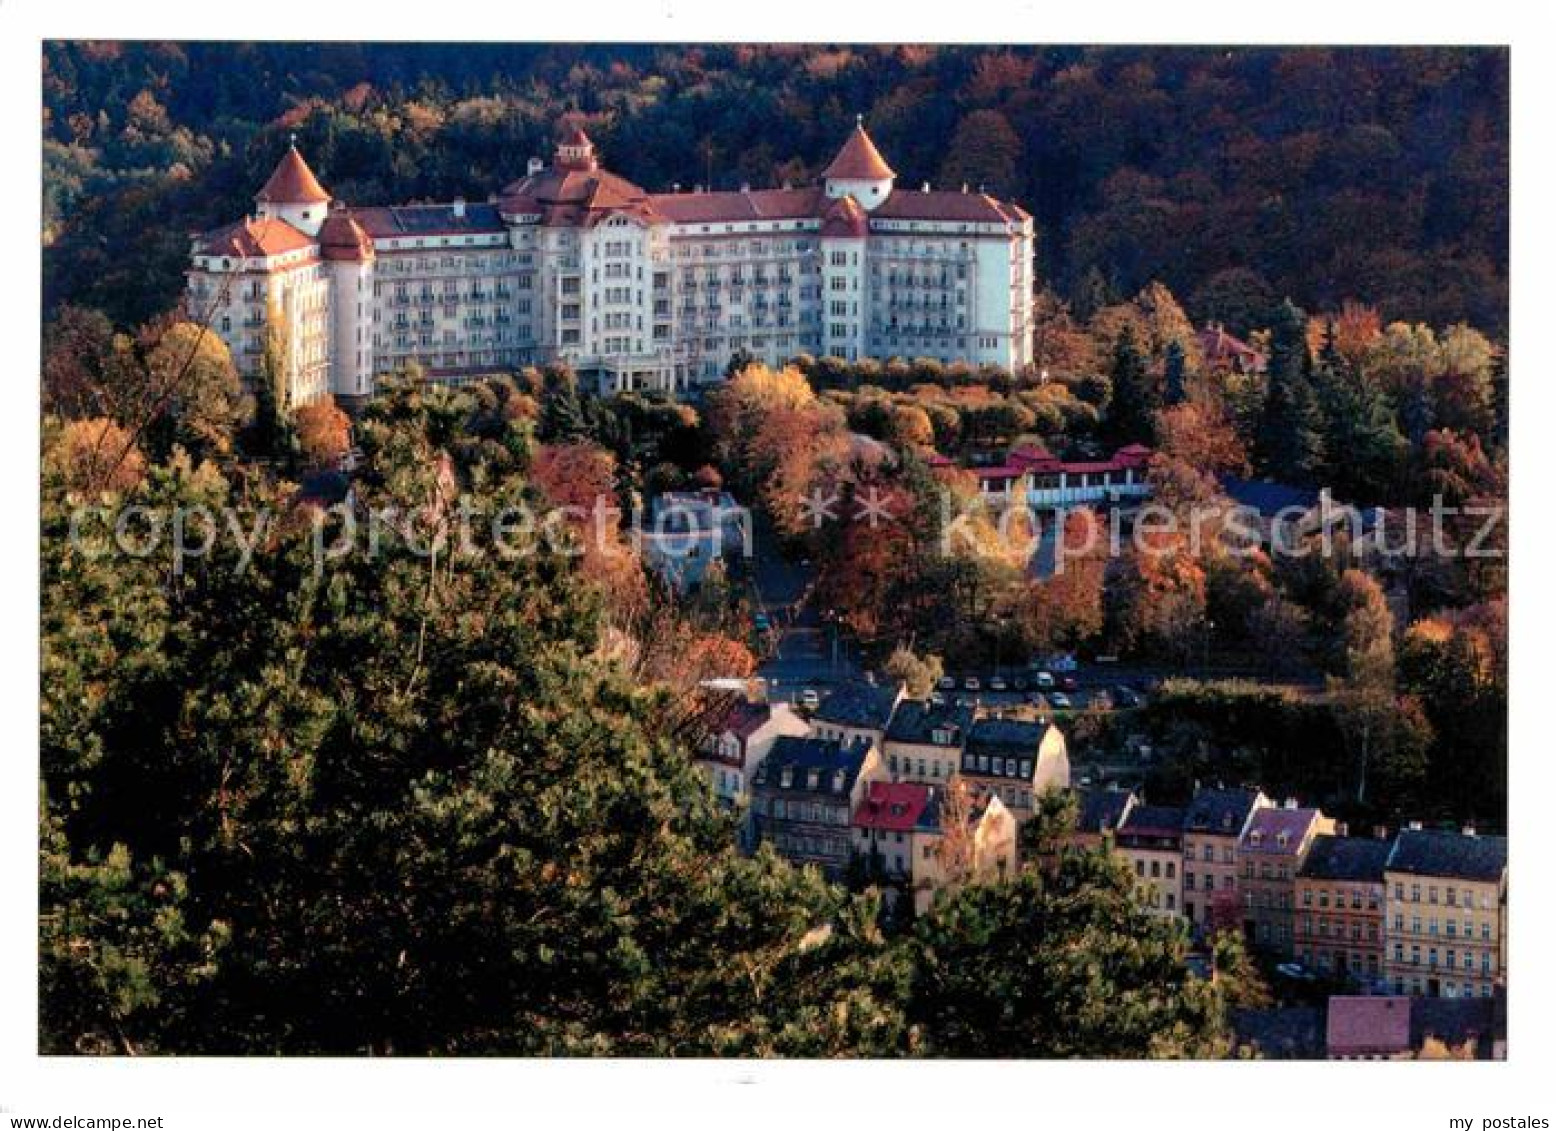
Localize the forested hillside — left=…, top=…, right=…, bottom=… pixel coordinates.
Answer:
left=43, top=43, right=1506, bottom=332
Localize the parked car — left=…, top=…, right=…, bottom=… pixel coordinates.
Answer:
left=929, top=692, right=946, bottom=707
left=938, top=675, right=956, bottom=690
left=798, top=689, right=820, bottom=711
left=1114, top=685, right=1144, bottom=709
left=1033, top=671, right=1056, bottom=690
left=1049, top=692, right=1072, bottom=710
left=964, top=676, right=981, bottom=691
left=1047, top=653, right=1079, bottom=673
left=753, top=612, right=771, bottom=632
left=1059, top=675, right=1079, bottom=692
left=1012, top=675, right=1028, bottom=691
left=989, top=675, right=1008, bottom=692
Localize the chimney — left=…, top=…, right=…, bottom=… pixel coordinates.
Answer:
left=1462, top=824, right=1478, bottom=837
left=452, top=197, right=466, bottom=219
left=672, top=182, right=681, bottom=193
left=740, top=182, right=751, bottom=193
left=1408, top=820, right=1423, bottom=831
left=1284, top=797, right=1298, bottom=810
left=527, top=156, right=544, bottom=176
left=921, top=182, right=930, bottom=193
left=1335, top=821, right=1349, bottom=838
left=1374, top=825, right=1389, bottom=840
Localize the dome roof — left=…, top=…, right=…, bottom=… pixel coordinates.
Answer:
left=256, top=144, right=331, bottom=204
left=498, top=160, right=661, bottom=228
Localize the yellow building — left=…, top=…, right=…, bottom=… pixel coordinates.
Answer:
left=1181, top=786, right=1269, bottom=932
left=1383, top=828, right=1507, bottom=999
left=1115, top=804, right=1185, bottom=921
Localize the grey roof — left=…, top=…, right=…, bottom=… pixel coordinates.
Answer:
left=1386, top=829, right=1507, bottom=882
left=1218, top=476, right=1321, bottom=519
left=1074, top=787, right=1135, bottom=835
left=753, top=735, right=873, bottom=798
left=813, top=682, right=900, bottom=731
left=1118, top=804, right=1184, bottom=848
left=1299, top=835, right=1391, bottom=883
left=966, top=717, right=1046, bottom=757
left=1184, top=787, right=1262, bottom=835
left=885, top=699, right=974, bottom=746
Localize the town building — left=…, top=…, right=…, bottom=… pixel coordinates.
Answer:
left=1238, top=804, right=1336, bottom=956
left=851, top=781, right=1016, bottom=913
left=188, top=122, right=1036, bottom=408
left=958, top=717, right=1069, bottom=822
left=1195, top=322, right=1268, bottom=376
left=1181, top=786, right=1270, bottom=931
left=1383, top=828, right=1508, bottom=999
left=931, top=443, right=1153, bottom=511
left=750, top=734, right=885, bottom=880
left=1115, top=804, right=1185, bottom=921
left=808, top=681, right=905, bottom=750
left=695, top=699, right=810, bottom=811
left=1295, top=834, right=1390, bottom=988
left=881, top=699, right=974, bottom=786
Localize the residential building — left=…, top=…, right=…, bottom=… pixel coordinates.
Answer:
left=1195, top=322, right=1268, bottom=376
left=851, top=782, right=1015, bottom=913
left=189, top=122, right=1036, bottom=407
left=1238, top=804, right=1336, bottom=956
left=1182, top=786, right=1269, bottom=930
left=750, top=735, right=885, bottom=879
left=808, top=681, right=905, bottom=749
left=1295, top=834, right=1390, bottom=987
left=881, top=699, right=974, bottom=785
left=1115, top=804, right=1185, bottom=921
left=1383, top=828, right=1508, bottom=999
left=958, top=717, right=1069, bottom=822
left=695, top=699, right=810, bottom=810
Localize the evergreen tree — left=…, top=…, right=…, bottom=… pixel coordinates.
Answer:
left=1106, top=324, right=1156, bottom=443
left=537, top=364, right=587, bottom=442
left=1255, top=300, right=1324, bottom=482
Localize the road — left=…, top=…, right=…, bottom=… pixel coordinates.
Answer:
left=747, top=517, right=862, bottom=700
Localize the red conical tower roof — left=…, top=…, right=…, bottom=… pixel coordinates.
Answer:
left=256, top=143, right=331, bottom=204
left=823, top=119, right=895, bottom=181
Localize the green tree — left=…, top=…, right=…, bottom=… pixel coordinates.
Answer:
left=1255, top=300, right=1324, bottom=482
left=1106, top=324, right=1156, bottom=443
left=908, top=852, right=1228, bottom=1057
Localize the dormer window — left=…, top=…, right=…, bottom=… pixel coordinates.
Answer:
left=807, top=769, right=820, bottom=791
left=780, top=767, right=793, bottom=789
left=832, top=769, right=846, bottom=793
left=1277, top=832, right=1290, bottom=848
left=1250, top=831, right=1262, bottom=847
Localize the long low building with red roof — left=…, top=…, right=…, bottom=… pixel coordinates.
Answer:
left=932, top=442, right=1154, bottom=508
left=187, top=119, right=1035, bottom=407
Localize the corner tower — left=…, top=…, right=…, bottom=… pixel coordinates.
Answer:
left=822, top=116, right=896, bottom=212
left=254, top=140, right=332, bottom=237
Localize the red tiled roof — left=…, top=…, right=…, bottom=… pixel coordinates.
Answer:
left=498, top=163, right=661, bottom=227
left=648, top=186, right=824, bottom=225
left=1327, top=997, right=1411, bottom=1057
left=873, top=189, right=1027, bottom=225
left=1197, top=323, right=1267, bottom=371
left=853, top=781, right=936, bottom=833
left=714, top=700, right=774, bottom=742
left=256, top=146, right=330, bottom=205
left=198, top=216, right=315, bottom=258
left=318, top=209, right=374, bottom=261
left=820, top=194, right=869, bottom=239
left=824, top=123, right=896, bottom=181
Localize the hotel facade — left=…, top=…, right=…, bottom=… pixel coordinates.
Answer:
left=187, top=122, right=1036, bottom=408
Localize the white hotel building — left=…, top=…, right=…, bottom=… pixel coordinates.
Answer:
left=187, top=121, right=1035, bottom=408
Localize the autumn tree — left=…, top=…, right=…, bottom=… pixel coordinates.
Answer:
left=883, top=646, right=943, bottom=699
left=294, top=395, right=352, bottom=469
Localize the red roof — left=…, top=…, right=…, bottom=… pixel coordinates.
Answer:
left=1196, top=323, right=1267, bottom=372
left=820, top=193, right=869, bottom=239
left=498, top=162, right=661, bottom=228
left=1327, top=997, right=1411, bottom=1057
left=318, top=208, right=374, bottom=261
left=561, top=125, right=592, bottom=148
left=853, top=781, right=936, bottom=833
left=198, top=216, right=315, bottom=258
left=648, top=186, right=823, bottom=225
left=256, top=146, right=330, bottom=205
left=874, top=190, right=1028, bottom=225
left=824, top=123, right=896, bottom=181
